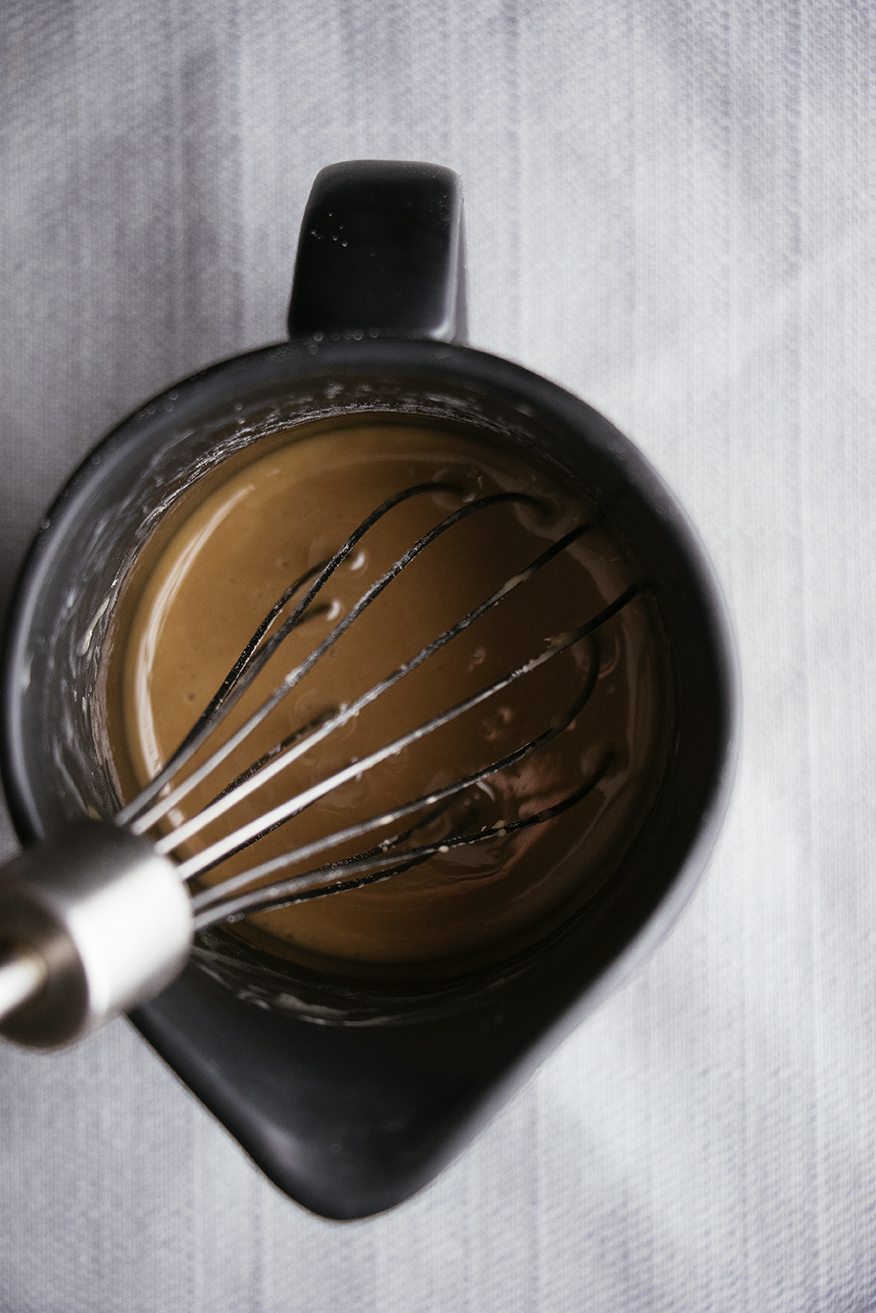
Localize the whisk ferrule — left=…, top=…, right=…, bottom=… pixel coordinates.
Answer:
left=0, top=820, right=191, bottom=1048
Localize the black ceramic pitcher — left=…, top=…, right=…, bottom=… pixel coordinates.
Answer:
left=0, top=161, right=736, bottom=1219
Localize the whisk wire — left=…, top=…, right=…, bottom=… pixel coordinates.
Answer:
left=155, top=519, right=592, bottom=859
left=178, top=578, right=637, bottom=886
left=117, top=483, right=642, bottom=932
left=193, top=797, right=467, bottom=914
left=127, top=488, right=544, bottom=837
left=190, top=632, right=603, bottom=911
left=192, top=752, right=612, bottom=930
left=118, top=480, right=458, bottom=826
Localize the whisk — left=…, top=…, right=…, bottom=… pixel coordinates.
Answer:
left=0, top=482, right=639, bottom=1048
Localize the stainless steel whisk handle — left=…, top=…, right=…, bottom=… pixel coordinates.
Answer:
left=0, top=820, right=192, bottom=1048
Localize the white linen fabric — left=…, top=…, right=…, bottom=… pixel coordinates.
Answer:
left=1, top=1, right=875, bottom=1308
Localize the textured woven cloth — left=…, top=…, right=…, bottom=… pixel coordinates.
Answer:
left=2, top=1, right=875, bottom=1308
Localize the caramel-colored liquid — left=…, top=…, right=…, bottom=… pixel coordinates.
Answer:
left=113, top=419, right=672, bottom=974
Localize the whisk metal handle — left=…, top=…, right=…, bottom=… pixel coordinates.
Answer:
left=0, top=820, right=191, bottom=1048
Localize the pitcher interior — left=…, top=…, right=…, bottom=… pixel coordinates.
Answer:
left=16, top=370, right=679, bottom=1017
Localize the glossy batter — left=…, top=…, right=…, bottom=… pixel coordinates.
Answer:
left=112, top=419, right=673, bottom=974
